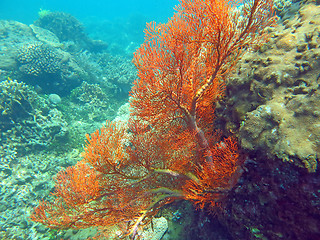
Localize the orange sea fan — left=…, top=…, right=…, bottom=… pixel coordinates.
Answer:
left=82, top=121, right=128, bottom=175
left=182, top=137, right=241, bottom=209
left=31, top=0, right=275, bottom=238
left=53, top=160, right=101, bottom=206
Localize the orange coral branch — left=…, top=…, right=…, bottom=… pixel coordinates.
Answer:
left=183, top=137, right=241, bottom=209
left=53, top=160, right=101, bottom=206
left=31, top=0, right=275, bottom=238
left=131, top=0, right=275, bottom=166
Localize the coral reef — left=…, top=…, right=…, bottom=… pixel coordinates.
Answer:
left=16, top=40, right=87, bottom=95
left=98, top=53, right=136, bottom=95
left=17, top=41, right=62, bottom=76
left=0, top=78, right=45, bottom=129
left=69, top=81, right=115, bottom=121
left=0, top=79, right=68, bottom=153
left=30, top=0, right=274, bottom=239
left=3, top=0, right=320, bottom=239
left=0, top=20, right=87, bottom=95
left=71, top=81, right=109, bottom=106
left=216, top=1, right=320, bottom=172
left=72, top=51, right=136, bottom=96
left=0, top=151, right=81, bottom=240
left=0, top=145, right=17, bottom=173
left=0, top=12, right=137, bottom=240
left=34, top=12, right=107, bottom=52
left=0, top=19, right=135, bottom=97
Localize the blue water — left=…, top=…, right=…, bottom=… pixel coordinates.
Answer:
left=0, top=0, right=179, bottom=24
left=0, top=0, right=179, bottom=57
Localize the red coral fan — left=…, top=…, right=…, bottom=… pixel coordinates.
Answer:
left=31, top=0, right=275, bottom=238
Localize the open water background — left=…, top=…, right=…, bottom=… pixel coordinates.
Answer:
left=0, top=0, right=179, bottom=27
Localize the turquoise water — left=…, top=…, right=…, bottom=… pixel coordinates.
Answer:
left=0, top=0, right=178, bottom=23
left=0, top=0, right=179, bottom=57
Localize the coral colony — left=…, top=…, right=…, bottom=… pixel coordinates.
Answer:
left=31, top=0, right=275, bottom=238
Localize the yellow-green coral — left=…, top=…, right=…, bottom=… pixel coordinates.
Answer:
left=38, top=8, right=51, bottom=18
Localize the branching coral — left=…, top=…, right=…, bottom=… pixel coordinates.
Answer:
left=0, top=78, right=68, bottom=153
left=31, top=0, right=275, bottom=238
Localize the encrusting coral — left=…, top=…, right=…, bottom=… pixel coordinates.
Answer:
left=31, top=0, right=275, bottom=238
left=217, top=1, right=320, bottom=172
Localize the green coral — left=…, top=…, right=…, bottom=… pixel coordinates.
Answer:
left=38, top=8, right=51, bottom=19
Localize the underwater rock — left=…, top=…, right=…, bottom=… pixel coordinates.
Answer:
left=220, top=154, right=320, bottom=240
left=34, top=12, right=85, bottom=43
left=217, top=1, right=320, bottom=172
left=29, top=24, right=62, bottom=48
left=240, top=96, right=319, bottom=172
left=276, top=32, right=297, bottom=51
left=0, top=20, right=35, bottom=70
left=139, top=217, right=168, bottom=240
left=274, top=0, right=293, bottom=14
left=48, top=93, right=62, bottom=105
left=34, top=11, right=107, bottom=52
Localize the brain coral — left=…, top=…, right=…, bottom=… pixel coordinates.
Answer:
left=17, top=41, right=61, bottom=76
